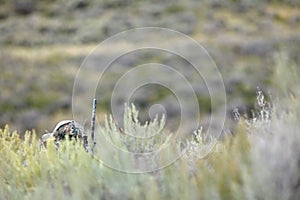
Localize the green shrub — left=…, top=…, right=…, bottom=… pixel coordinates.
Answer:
left=1, top=87, right=300, bottom=200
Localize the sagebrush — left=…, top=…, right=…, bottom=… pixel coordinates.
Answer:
left=1, top=90, right=300, bottom=199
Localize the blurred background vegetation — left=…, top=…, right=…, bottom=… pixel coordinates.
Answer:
left=0, top=0, right=299, bottom=135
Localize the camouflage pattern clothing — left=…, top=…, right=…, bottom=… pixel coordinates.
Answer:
left=42, top=120, right=85, bottom=148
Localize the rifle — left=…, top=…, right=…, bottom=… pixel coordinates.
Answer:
left=90, top=98, right=97, bottom=153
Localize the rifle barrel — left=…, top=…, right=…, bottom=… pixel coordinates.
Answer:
left=91, top=98, right=97, bottom=147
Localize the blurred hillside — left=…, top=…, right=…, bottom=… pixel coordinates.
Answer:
left=0, top=0, right=299, bottom=135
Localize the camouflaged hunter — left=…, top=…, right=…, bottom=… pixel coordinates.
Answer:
left=42, top=99, right=96, bottom=150
left=42, top=120, right=85, bottom=146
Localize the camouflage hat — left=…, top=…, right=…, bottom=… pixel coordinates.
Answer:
left=42, top=120, right=84, bottom=143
